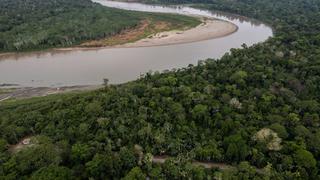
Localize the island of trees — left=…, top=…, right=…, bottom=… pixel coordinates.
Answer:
left=1, top=0, right=320, bottom=179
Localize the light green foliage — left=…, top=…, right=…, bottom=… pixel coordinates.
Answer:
left=122, top=167, right=146, bottom=180
left=293, top=149, right=317, bottom=169
left=195, top=141, right=222, bottom=161
left=191, top=104, right=208, bottom=121
left=71, top=143, right=92, bottom=162
left=269, top=123, right=288, bottom=139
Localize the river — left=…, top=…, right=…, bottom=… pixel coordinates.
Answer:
left=0, top=0, right=273, bottom=87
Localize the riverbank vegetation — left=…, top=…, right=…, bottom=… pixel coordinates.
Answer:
left=80, top=15, right=200, bottom=47
left=1, top=0, right=320, bottom=179
left=0, top=0, right=199, bottom=52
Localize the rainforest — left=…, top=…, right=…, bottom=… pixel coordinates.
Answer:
left=0, top=0, right=320, bottom=179
left=0, top=0, right=199, bottom=52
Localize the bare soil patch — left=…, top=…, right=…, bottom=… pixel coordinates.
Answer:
left=80, top=19, right=172, bottom=47
left=8, top=136, right=35, bottom=153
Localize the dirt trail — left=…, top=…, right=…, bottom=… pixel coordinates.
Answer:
left=152, top=156, right=265, bottom=174
left=8, top=136, right=34, bottom=153
left=152, top=156, right=235, bottom=170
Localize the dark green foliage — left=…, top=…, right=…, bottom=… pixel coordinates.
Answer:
left=30, top=165, right=73, bottom=180
left=0, top=138, right=7, bottom=152
left=0, top=0, right=140, bottom=51
left=1, top=0, right=320, bottom=179
left=0, top=0, right=199, bottom=52
left=2, top=138, right=63, bottom=179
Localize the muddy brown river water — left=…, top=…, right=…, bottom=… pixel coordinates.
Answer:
left=0, top=0, right=273, bottom=87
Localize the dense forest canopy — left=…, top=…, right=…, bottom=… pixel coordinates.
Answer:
left=1, top=0, right=320, bottom=179
left=0, top=0, right=199, bottom=52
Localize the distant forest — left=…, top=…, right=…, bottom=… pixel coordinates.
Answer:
left=1, top=0, right=320, bottom=179
left=0, top=0, right=198, bottom=52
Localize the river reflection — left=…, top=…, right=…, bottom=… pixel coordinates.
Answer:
left=0, top=0, right=273, bottom=87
